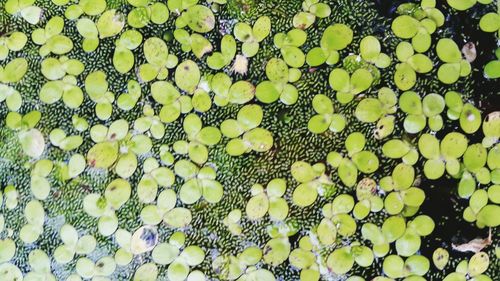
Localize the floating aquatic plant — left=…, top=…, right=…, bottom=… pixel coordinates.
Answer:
left=234, top=16, right=271, bottom=58
left=0, top=58, right=28, bottom=111
left=5, top=0, right=42, bottom=24
left=436, top=39, right=472, bottom=84
left=392, top=0, right=444, bottom=52
left=355, top=87, right=397, bottom=139
left=306, top=23, right=352, bottom=67
left=246, top=178, right=288, bottom=221
left=308, top=94, right=345, bottom=134
left=291, top=160, right=334, bottom=206
left=0, top=32, right=27, bottom=60
left=329, top=67, right=373, bottom=104
left=0, top=0, right=498, bottom=280
left=328, top=132, right=380, bottom=187
left=255, top=57, right=300, bottom=104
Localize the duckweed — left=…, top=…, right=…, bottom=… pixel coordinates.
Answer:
left=0, top=0, right=499, bottom=280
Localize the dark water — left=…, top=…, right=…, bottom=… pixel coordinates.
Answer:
left=373, top=0, right=500, bottom=278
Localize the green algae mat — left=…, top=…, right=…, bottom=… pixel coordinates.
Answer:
left=0, top=0, right=499, bottom=280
